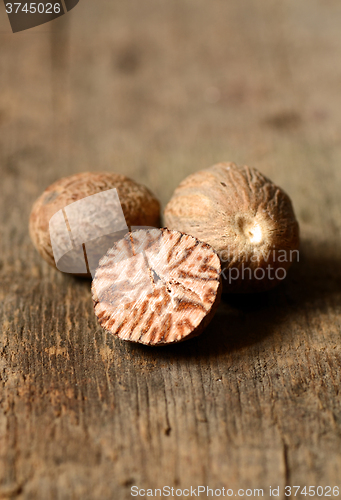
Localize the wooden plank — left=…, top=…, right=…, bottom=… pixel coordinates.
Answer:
left=0, top=0, right=341, bottom=498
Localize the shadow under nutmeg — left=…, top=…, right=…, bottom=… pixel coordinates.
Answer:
left=125, top=285, right=284, bottom=360
left=126, top=239, right=341, bottom=360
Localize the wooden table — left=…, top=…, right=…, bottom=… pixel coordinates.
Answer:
left=1, top=0, right=341, bottom=498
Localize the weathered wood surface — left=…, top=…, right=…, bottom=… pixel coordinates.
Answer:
left=0, top=0, right=341, bottom=498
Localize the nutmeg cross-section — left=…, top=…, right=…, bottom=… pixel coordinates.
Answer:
left=91, top=228, right=222, bottom=346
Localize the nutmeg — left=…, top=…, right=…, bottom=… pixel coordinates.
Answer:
left=164, top=162, right=300, bottom=293
left=29, top=172, right=160, bottom=275
left=92, top=228, right=222, bottom=345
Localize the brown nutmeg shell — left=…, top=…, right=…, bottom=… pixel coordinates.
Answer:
left=164, top=162, right=300, bottom=293
left=29, top=172, right=160, bottom=275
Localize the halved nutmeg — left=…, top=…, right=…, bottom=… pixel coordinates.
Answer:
left=91, top=228, right=222, bottom=345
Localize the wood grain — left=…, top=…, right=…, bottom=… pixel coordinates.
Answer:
left=0, top=0, right=341, bottom=498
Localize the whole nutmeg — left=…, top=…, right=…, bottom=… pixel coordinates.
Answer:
left=92, top=228, right=222, bottom=345
left=164, top=162, right=300, bottom=293
left=29, top=172, right=160, bottom=275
